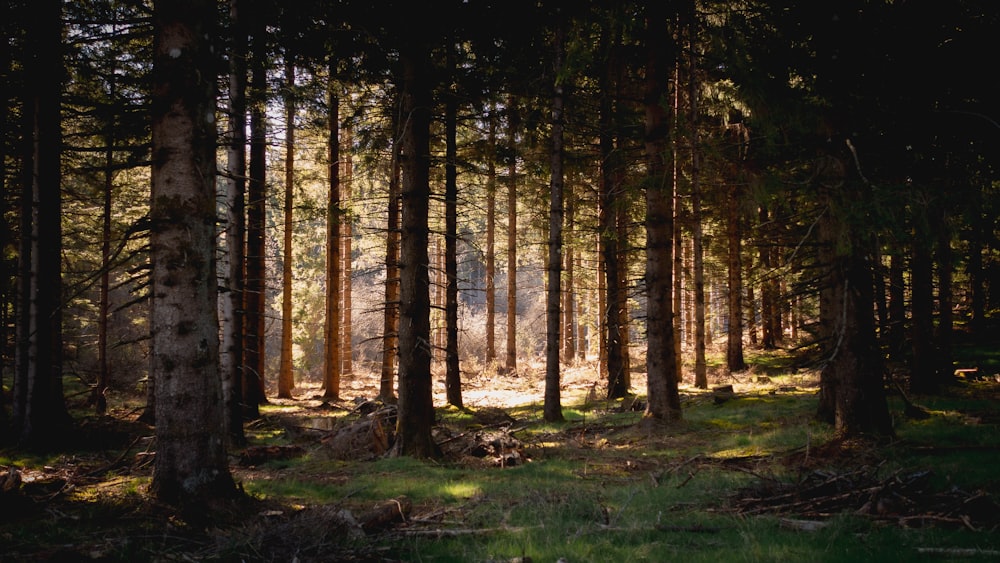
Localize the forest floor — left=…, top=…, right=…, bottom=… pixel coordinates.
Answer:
left=3, top=337, right=1000, bottom=562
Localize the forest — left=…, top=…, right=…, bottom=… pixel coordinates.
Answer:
left=2, top=0, right=999, bottom=561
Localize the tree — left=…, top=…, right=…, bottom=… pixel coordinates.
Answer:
left=221, top=0, right=248, bottom=446
left=504, top=95, right=519, bottom=377
left=323, top=75, right=342, bottom=401
left=393, top=31, right=438, bottom=457
left=277, top=55, right=296, bottom=399
left=643, top=0, right=681, bottom=423
left=379, top=95, right=402, bottom=402
left=13, top=0, right=70, bottom=447
left=148, top=0, right=236, bottom=504
left=443, top=39, right=463, bottom=409
left=543, top=12, right=566, bottom=424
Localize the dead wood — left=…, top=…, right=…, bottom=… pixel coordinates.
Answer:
left=320, top=407, right=395, bottom=460
left=358, top=496, right=412, bottom=532
left=239, top=445, right=306, bottom=466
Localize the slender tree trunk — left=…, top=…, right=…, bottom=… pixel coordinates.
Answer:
left=444, top=44, right=462, bottom=408
left=726, top=177, right=747, bottom=373
left=758, top=206, right=776, bottom=350
left=597, top=233, right=607, bottom=381
left=486, top=110, right=497, bottom=366
left=95, top=72, right=116, bottom=415
left=689, top=29, right=708, bottom=390
left=393, top=40, right=438, bottom=457
left=221, top=0, right=248, bottom=446
left=672, top=58, right=684, bottom=382
left=543, top=16, right=566, bottom=423
left=149, top=0, right=237, bottom=504
left=643, top=2, right=681, bottom=423
left=934, top=203, right=953, bottom=380
left=15, top=0, right=69, bottom=446
left=379, top=106, right=401, bottom=402
left=563, top=196, right=576, bottom=362
left=600, top=20, right=627, bottom=400
left=342, top=125, right=354, bottom=377
left=323, top=79, right=341, bottom=400
left=910, top=198, right=935, bottom=393
left=277, top=57, right=295, bottom=399
left=244, top=9, right=268, bottom=413
left=505, top=95, right=518, bottom=377
left=746, top=250, right=758, bottom=347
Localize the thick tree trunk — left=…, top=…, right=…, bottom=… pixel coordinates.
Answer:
left=15, top=0, right=70, bottom=447
left=393, top=43, right=438, bottom=458
left=149, top=0, right=236, bottom=504
left=323, top=81, right=342, bottom=400
left=813, top=152, right=893, bottom=438
left=543, top=17, right=566, bottom=423
left=643, top=2, right=681, bottom=423
left=221, top=0, right=248, bottom=446
left=277, top=58, right=295, bottom=400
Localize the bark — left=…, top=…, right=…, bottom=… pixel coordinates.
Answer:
left=672, top=58, right=684, bottom=381
left=910, top=198, right=935, bottom=393
left=277, top=57, right=295, bottom=399
left=689, top=32, right=708, bottom=390
left=95, top=65, right=117, bottom=415
left=504, top=95, right=518, bottom=376
left=149, top=0, right=236, bottom=504
left=379, top=107, right=401, bottom=402
left=444, top=44, right=462, bottom=408
left=563, top=196, right=576, bottom=362
left=14, top=0, right=70, bottom=447
left=486, top=111, right=497, bottom=365
left=243, top=8, right=268, bottom=413
left=323, top=80, right=341, bottom=400
left=221, top=0, right=248, bottom=446
left=392, top=41, right=438, bottom=458
left=758, top=206, right=777, bottom=349
left=600, top=19, right=627, bottom=400
left=934, top=202, right=953, bottom=380
left=343, top=125, right=354, bottom=377
left=643, top=1, right=681, bottom=423
left=543, top=16, right=566, bottom=423
left=813, top=152, right=893, bottom=438
left=726, top=177, right=747, bottom=373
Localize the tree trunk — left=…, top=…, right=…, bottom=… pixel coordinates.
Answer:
left=342, top=125, right=354, bottom=377
left=379, top=106, right=401, bottom=402
left=643, top=2, right=681, bottom=423
left=244, top=9, right=268, bottom=413
left=277, top=57, right=295, bottom=400
left=758, top=206, right=776, bottom=350
left=563, top=196, right=576, bottom=362
left=14, top=0, right=69, bottom=447
left=910, top=197, right=935, bottom=393
left=689, top=31, right=708, bottom=390
left=600, top=19, right=627, bottom=400
left=505, top=95, right=518, bottom=377
left=221, top=0, right=248, bottom=446
left=392, top=41, right=438, bottom=458
left=726, top=173, right=747, bottom=373
left=95, top=69, right=117, bottom=416
left=149, top=0, right=236, bottom=504
left=543, top=16, right=566, bottom=423
left=934, top=202, right=953, bottom=380
left=444, top=44, right=462, bottom=409
left=323, top=79, right=341, bottom=401
left=486, top=110, right=497, bottom=366
left=813, top=152, right=893, bottom=438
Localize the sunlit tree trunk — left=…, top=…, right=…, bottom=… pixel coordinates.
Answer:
left=221, top=0, right=248, bottom=446
left=543, top=15, right=566, bottom=423
left=322, top=78, right=341, bottom=400
left=672, top=58, right=684, bottom=382
left=444, top=42, right=462, bottom=408
left=393, top=38, right=438, bottom=458
left=563, top=195, right=576, bottom=362
left=379, top=108, right=401, bottom=402
left=277, top=57, right=295, bottom=399
left=149, top=0, right=236, bottom=504
left=643, top=1, right=681, bottom=423
left=342, top=124, right=354, bottom=377
left=243, top=8, right=268, bottom=413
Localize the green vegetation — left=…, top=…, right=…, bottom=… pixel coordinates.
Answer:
left=4, top=357, right=998, bottom=562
